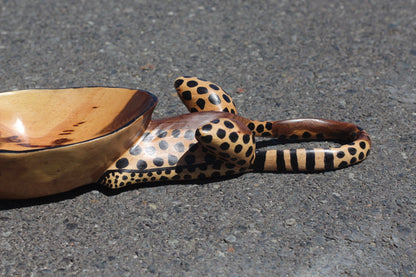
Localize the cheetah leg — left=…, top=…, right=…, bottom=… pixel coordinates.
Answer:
left=249, top=118, right=371, bottom=172
left=195, top=117, right=255, bottom=169
left=174, top=76, right=238, bottom=114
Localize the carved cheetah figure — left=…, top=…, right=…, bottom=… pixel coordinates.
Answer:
left=99, top=77, right=371, bottom=189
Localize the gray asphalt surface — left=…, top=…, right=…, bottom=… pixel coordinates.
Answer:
left=1, top=0, right=415, bottom=276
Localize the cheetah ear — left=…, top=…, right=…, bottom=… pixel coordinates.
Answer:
left=174, top=76, right=238, bottom=114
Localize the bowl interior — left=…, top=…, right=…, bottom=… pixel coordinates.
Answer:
left=0, top=87, right=156, bottom=152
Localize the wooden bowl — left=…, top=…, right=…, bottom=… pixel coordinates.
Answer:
left=0, top=87, right=157, bottom=199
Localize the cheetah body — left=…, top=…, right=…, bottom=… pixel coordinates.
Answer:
left=99, top=77, right=371, bottom=189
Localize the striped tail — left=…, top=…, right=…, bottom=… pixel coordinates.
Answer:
left=249, top=118, right=371, bottom=172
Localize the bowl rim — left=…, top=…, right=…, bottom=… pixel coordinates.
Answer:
left=0, top=86, right=158, bottom=154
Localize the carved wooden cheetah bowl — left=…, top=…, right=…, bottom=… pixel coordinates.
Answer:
left=0, top=77, right=371, bottom=199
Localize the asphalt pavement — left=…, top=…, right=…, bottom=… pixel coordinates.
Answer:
left=0, top=0, right=415, bottom=276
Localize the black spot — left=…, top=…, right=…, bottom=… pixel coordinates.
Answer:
left=200, top=134, right=213, bottom=143
left=229, top=132, right=239, bottom=142
left=130, top=172, right=136, bottom=178
left=359, top=141, right=366, bottom=149
left=211, top=172, right=221, bottom=178
left=159, top=140, right=169, bottom=150
left=174, top=79, right=184, bottom=88
left=265, top=122, right=273, bottom=130
left=348, top=147, right=357, bottom=155
left=147, top=172, right=153, bottom=177
left=237, top=159, right=246, bottom=166
left=185, top=155, right=196, bottom=164
left=197, top=77, right=207, bottom=81
left=145, top=146, right=156, bottom=155
left=211, top=119, right=220, bottom=124
left=204, top=153, right=217, bottom=163
left=209, top=84, right=220, bottom=90
left=217, top=129, right=226, bottom=139
left=190, top=108, right=198, bottom=112
left=316, top=133, right=324, bottom=140
left=175, top=166, right=183, bottom=173
left=197, top=87, right=208, bottom=94
left=136, top=160, right=148, bottom=170
left=202, top=124, right=212, bottom=131
left=129, top=145, right=142, bottom=155
left=225, top=170, right=235, bottom=176
left=243, top=134, right=250, bottom=144
left=256, top=124, right=264, bottom=133
left=160, top=176, right=169, bottom=181
left=172, top=175, right=181, bottom=180
left=196, top=99, right=206, bottom=109
left=172, top=129, right=180, bottom=138
left=359, top=152, right=365, bottom=160
left=223, top=107, right=229, bottom=113
left=168, top=154, right=178, bottom=165
left=116, top=158, right=129, bottom=169
left=338, top=161, right=348, bottom=168
left=226, top=163, right=235, bottom=169
left=219, top=152, right=230, bottom=158
left=222, top=94, right=231, bottom=103
left=230, top=109, right=236, bottom=114
left=248, top=123, right=255, bottom=130
left=262, top=132, right=271, bottom=137
left=220, top=142, right=230, bottom=150
left=187, top=165, right=196, bottom=172
left=234, top=144, right=243, bottom=153
left=184, top=130, right=195, bottom=140
left=208, top=94, right=221, bottom=105
left=182, top=91, right=192, bottom=100
left=174, top=142, right=185, bottom=152
left=187, top=80, right=198, bottom=87
left=350, top=157, right=357, bottom=164
left=302, top=132, right=311, bottom=139
left=198, top=173, right=207, bottom=179
left=246, top=146, right=253, bottom=157
left=153, top=157, right=164, bottom=167
left=156, top=130, right=168, bottom=138
left=184, top=174, right=192, bottom=179
left=290, top=134, right=299, bottom=140
left=337, top=151, right=345, bottom=158
left=224, top=120, right=234, bottom=129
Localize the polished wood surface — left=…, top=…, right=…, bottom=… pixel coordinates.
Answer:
left=0, top=87, right=154, bottom=151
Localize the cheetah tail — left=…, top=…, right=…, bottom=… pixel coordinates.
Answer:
left=250, top=118, right=371, bottom=172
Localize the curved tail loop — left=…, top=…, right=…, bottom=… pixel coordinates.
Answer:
left=248, top=118, right=371, bottom=172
